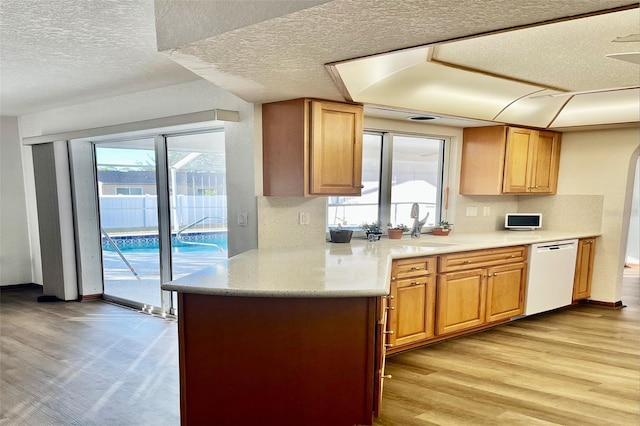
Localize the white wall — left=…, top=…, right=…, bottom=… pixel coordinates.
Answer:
left=627, top=157, right=639, bottom=266
left=0, top=116, right=33, bottom=285
left=558, top=127, right=640, bottom=303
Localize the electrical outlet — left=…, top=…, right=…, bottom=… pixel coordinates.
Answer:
left=299, top=212, right=310, bottom=225
left=466, top=206, right=477, bottom=217
left=483, top=206, right=491, bottom=216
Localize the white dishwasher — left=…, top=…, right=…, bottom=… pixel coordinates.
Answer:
left=524, top=239, right=579, bottom=315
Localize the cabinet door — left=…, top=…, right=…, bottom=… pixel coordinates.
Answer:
left=486, top=262, right=527, bottom=322
left=374, top=296, right=390, bottom=418
left=309, top=100, right=363, bottom=195
left=503, top=127, right=533, bottom=193
left=388, top=276, right=436, bottom=347
left=436, top=270, right=487, bottom=335
left=573, top=238, right=596, bottom=301
left=460, top=126, right=508, bottom=195
left=529, top=131, right=560, bottom=194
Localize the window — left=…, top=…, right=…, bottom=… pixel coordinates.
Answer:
left=115, top=187, right=143, bottom=195
left=328, top=131, right=445, bottom=232
left=327, top=133, right=382, bottom=228
left=389, top=135, right=442, bottom=228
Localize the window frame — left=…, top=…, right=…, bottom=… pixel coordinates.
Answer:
left=115, top=186, right=144, bottom=196
left=328, top=129, right=450, bottom=237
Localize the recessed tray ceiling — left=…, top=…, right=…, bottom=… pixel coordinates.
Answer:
left=330, top=8, right=639, bottom=129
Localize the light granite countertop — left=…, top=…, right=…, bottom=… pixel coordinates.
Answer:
left=162, top=231, right=599, bottom=298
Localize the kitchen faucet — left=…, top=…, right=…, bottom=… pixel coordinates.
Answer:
left=410, top=203, right=429, bottom=238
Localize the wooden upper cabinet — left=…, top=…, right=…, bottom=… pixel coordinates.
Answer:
left=460, top=126, right=561, bottom=195
left=262, top=98, right=363, bottom=196
left=529, top=130, right=561, bottom=193
left=502, top=127, right=533, bottom=193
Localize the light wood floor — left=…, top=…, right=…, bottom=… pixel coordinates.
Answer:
left=0, top=287, right=180, bottom=425
left=376, top=269, right=640, bottom=426
left=1, top=270, right=638, bottom=425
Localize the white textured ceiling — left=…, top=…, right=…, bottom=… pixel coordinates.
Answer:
left=0, top=0, right=198, bottom=116
left=1, top=0, right=638, bottom=127
left=161, top=0, right=637, bottom=106
left=431, top=9, right=639, bottom=92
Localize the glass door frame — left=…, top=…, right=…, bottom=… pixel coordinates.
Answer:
left=92, top=127, right=224, bottom=316
left=154, top=135, right=174, bottom=315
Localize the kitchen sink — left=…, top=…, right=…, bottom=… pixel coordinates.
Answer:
left=393, top=239, right=459, bottom=248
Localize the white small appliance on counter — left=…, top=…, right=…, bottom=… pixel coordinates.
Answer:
left=505, top=213, right=542, bottom=230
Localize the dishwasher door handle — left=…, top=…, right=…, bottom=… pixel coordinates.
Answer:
left=536, top=243, right=576, bottom=252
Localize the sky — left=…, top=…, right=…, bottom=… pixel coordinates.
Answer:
left=95, top=147, right=155, bottom=167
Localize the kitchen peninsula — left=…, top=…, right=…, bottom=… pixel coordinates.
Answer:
left=163, top=231, right=598, bottom=426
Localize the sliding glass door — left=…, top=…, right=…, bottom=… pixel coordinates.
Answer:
left=96, top=139, right=162, bottom=308
left=167, top=131, right=228, bottom=281
left=95, top=130, right=227, bottom=313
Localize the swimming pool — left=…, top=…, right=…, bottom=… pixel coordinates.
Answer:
left=102, top=231, right=228, bottom=252
left=102, top=231, right=227, bottom=307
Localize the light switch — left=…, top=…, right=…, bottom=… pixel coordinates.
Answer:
left=238, top=212, right=248, bottom=227
left=466, top=206, right=477, bottom=217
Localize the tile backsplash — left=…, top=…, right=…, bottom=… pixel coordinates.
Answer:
left=518, top=194, right=603, bottom=234
left=453, top=195, right=519, bottom=233
left=257, top=196, right=327, bottom=248
left=453, top=194, right=602, bottom=234
left=257, top=193, right=604, bottom=248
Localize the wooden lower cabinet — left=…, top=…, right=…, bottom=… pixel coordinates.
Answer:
left=436, top=246, right=527, bottom=336
left=436, top=269, right=487, bottom=335
left=573, top=238, right=596, bottom=301
left=388, top=276, right=436, bottom=347
left=178, top=293, right=377, bottom=426
left=486, top=262, right=527, bottom=322
left=374, top=295, right=390, bottom=418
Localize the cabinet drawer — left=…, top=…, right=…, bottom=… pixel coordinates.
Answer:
left=438, top=246, right=527, bottom=272
left=391, top=256, right=436, bottom=280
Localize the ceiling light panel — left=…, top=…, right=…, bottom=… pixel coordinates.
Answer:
left=494, top=90, right=572, bottom=127
left=333, top=47, right=428, bottom=98
left=346, top=61, right=552, bottom=123
left=550, top=88, right=640, bottom=127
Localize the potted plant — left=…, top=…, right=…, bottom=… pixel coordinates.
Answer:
left=432, top=220, right=453, bottom=236
left=361, top=221, right=383, bottom=241
left=386, top=223, right=409, bottom=239
left=329, top=223, right=353, bottom=243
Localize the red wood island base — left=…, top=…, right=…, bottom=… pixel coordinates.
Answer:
left=177, top=293, right=380, bottom=426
